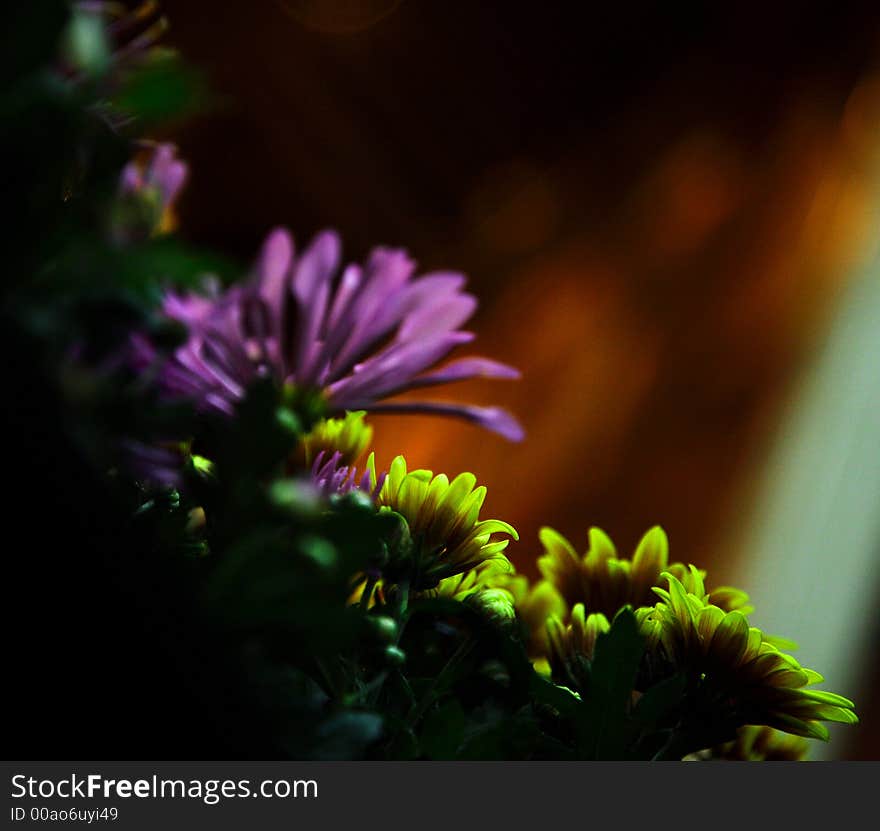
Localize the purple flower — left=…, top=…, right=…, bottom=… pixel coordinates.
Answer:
left=120, top=142, right=188, bottom=218
left=122, top=439, right=186, bottom=489
left=310, top=451, right=387, bottom=500
left=139, top=228, right=524, bottom=440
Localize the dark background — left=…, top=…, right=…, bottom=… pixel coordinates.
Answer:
left=160, top=0, right=880, bottom=578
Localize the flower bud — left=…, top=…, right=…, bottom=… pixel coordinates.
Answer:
left=297, top=535, right=338, bottom=571
left=185, top=507, right=206, bottom=534
left=466, top=588, right=516, bottom=628
left=62, top=9, right=111, bottom=76
left=268, top=479, right=322, bottom=516
left=368, top=615, right=399, bottom=644
left=275, top=406, right=303, bottom=437
left=383, top=646, right=406, bottom=667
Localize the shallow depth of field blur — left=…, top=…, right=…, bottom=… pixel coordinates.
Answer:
left=155, top=1, right=880, bottom=759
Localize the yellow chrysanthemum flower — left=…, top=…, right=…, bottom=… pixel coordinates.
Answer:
left=376, top=455, right=517, bottom=588
left=538, top=525, right=752, bottom=620
left=422, top=561, right=510, bottom=601
left=546, top=603, right=611, bottom=669
left=299, top=410, right=373, bottom=467
left=687, top=725, right=810, bottom=761
left=638, top=570, right=858, bottom=741
left=423, top=563, right=520, bottom=627
left=352, top=562, right=518, bottom=631
left=490, top=574, right=566, bottom=669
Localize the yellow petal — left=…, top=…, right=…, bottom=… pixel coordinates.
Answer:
left=708, top=611, right=750, bottom=665
left=632, top=525, right=669, bottom=582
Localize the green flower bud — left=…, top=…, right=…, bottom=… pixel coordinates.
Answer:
left=185, top=507, right=206, bottom=533
left=190, top=454, right=215, bottom=480
left=383, top=646, right=406, bottom=667
left=62, top=10, right=111, bottom=76
left=466, top=588, right=516, bottom=628
left=336, top=489, right=374, bottom=513
left=268, top=479, right=322, bottom=516
left=298, top=535, right=338, bottom=570
left=275, top=406, right=303, bottom=437
left=479, top=659, right=511, bottom=686
left=179, top=541, right=210, bottom=558
left=368, top=615, right=399, bottom=644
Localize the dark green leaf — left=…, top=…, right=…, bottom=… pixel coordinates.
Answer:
left=419, top=700, right=467, bottom=760
left=529, top=673, right=581, bottom=718
left=632, top=672, right=687, bottom=729
left=112, top=51, right=210, bottom=124
left=312, top=712, right=384, bottom=761
left=576, top=606, right=644, bottom=759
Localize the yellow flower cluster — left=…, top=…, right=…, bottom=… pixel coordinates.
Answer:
left=637, top=570, right=857, bottom=740
left=537, top=525, right=751, bottom=621
left=481, top=525, right=856, bottom=744
left=302, top=412, right=857, bottom=749
left=374, top=456, right=517, bottom=587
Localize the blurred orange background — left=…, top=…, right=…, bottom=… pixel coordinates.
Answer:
left=160, top=0, right=880, bottom=758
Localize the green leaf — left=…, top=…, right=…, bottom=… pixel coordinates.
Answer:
left=575, top=606, right=644, bottom=759
left=419, top=700, right=467, bottom=760
left=632, top=672, right=687, bottom=729
left=208, top=378, right=303, bottom=483
left=456, top=710, right=542, bottom=760
left=529, top=674, right=581, bottom=718
left=112, top=51, right=210, bottom=124
left=311, top=712, right=384, bottom=761
left=383, top=718, right=419, bottom=760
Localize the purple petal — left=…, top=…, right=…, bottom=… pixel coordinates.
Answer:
left=405, top=357, right=521, bottom=388
left=135, top=226, right=523, bottom=442
left=354, top=248, right=422, bottom=335
left=203, top=392, right=237, bottom=416
left=396, top=293, right=478, bottom=342
left=146, top=144, right=176, bottom=183
left=367, top=401, right=526, bottom=442
left=327, top=264, right=363, bottom=331
left=292, top=230, right=341, bottom=381
left=309, top=449, right=386, bottom=500
left=327, top=331, right=474, bottom=404
left=122, top=440, right=184, bottom=488
left=372, top=470, right=388, bottom=499
left=163, top=161, right=188, bottom=206
left=255, top=228, right=294, bottom=332
left=311, top=449, right=328, bottom=475
left=120, top=162, right=142, bottom=193
left=323, top=248, right=416, bottom=379
left=173, top=336, right=248, bottom=401
left=397, top=272, right=468, bottom=309
left=128, top=332, right=158, bottom=370
left=121, top=144, right=189, bottom=210
left=293, top=230, right=341, bottom=303
left=162, top=282, right=221, bottom=327
left=152, top=156, right=188, bottom=209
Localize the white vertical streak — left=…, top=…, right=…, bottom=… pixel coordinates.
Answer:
left=738, top=262, right=880, bottom=759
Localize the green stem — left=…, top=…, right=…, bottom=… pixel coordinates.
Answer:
left=405, top=634, right=474, bottom=728
left=314, top=657, right=338, bottom=702
left=394, top=579, right=410, bottom=634
left=365, top=579, right=411, bottom=709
